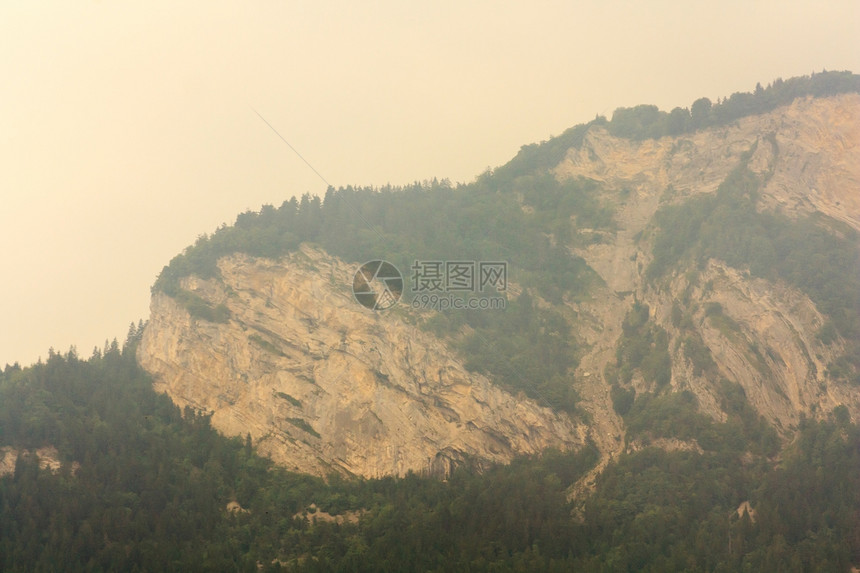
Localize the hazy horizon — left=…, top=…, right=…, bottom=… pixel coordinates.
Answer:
left=2, top=1, right=859, bottom=367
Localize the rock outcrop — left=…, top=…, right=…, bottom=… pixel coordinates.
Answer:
left=138, top=248, right=585, bottom=478
left=0, top=446, right=76, bottom=477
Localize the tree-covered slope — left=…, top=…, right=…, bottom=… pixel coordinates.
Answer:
left=2, top=344, right=859, bottom=571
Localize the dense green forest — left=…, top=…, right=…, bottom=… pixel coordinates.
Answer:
left=2, top=340, right=859, bottom=571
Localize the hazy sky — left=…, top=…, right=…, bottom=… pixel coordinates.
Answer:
left=2, top=1, right=859, bottom=367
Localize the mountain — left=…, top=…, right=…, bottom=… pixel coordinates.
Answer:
left=4, top=71, right=860, bottom=571
left=139, top=72, right=860, bottom=479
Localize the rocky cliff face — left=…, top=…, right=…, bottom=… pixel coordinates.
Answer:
left=560, top=94, right=860, bottom=458
left=139, top=94, right=860, bottom=474
left=138, top=249, right=585, bottom=478
left=557, top=94, right=860, bottom=231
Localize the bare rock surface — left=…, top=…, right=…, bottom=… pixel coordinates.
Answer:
left=138, top=247, right=585, bottom=478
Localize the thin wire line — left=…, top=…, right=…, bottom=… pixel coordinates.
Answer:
left=251, top=107, right=333, bottom=187
left=250, top=107, right=388, bottom=244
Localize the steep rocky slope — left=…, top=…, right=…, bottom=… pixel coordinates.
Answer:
left=556, top=94, right=860, bottom=231
left=138, top=248, right=585, bottom=478
left=562, top=94, right=860, bottom=452
left=140, top=94, right=860, bottom=476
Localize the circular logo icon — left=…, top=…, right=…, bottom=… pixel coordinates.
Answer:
left=352, top=260, right=403, bottom=310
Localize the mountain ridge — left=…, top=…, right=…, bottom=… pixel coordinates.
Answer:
left=140, top=76, right=860, bottom=478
